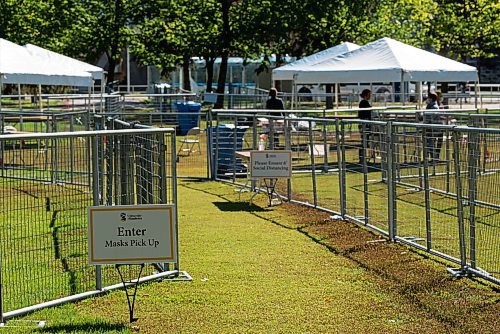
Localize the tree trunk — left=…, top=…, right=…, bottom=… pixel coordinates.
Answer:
left=182, top=54, right=191, bottom=91
left=106, top=0, right=124, bottom=91
left=215, top=0, right=231, bottom=109
left=107, top=51, right=117, bottom=89
left=205, top=56, right=215, bottom=93
left=274, top=53, right=283, bottom=91
left=215, top=53, right=228, bottom=108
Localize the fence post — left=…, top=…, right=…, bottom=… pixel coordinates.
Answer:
left=207, top=110, right=213, bottom=180
left=70, top=115, right=75, bottom=184
left=92, top=135, right=102, bottom=290
left=214, top=115, right=220, bottom=179
left=336, top=120, right=346, bottom=217
left=453, top=131, right=468, bottom=274
left=170, top=131, right=180, bottom=272
left=285, top=117, right=292, bottom=201
left=387, top=121, right=397, bottom=241
left=467, top=130, right=479, bottom=269
left=1, top=115, right=4, bottom=178
left=362, top=123, right=369, bottom=225
left=0, top=252, right=3, bottom=324
left=232, top=116, right=237, bottom=182
left=159, top=131, right=169, bottom=264
left=308, top=122, right=318, bottom=207
left=322, top=114, right=329, bottom=173
left=422, top=126, right=432, bottom=250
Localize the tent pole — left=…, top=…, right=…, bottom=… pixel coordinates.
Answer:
left=38, top=84, right=43, bottom=112
left=335, top=83, right=339, bottom=109
left=126, top=46, right=131, bottom=94
left=17, top=84, right=22, bottom=112
left=242, top=65, right=246, bottom=89
left=400, top=71, right=405, bottom=106
left=474, top=77, right=480, bottom=109
left=0, top=75, right=3, bottom=113
left=417, top=81, right=423, bottom=109
left=101, top=75, right=106, bottom=113
left=89, top=82, right=93, bottom=114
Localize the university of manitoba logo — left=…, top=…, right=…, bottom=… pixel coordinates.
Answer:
left=120, top=213, right=127, bottom=222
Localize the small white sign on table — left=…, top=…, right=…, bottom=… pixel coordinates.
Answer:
left=250, top=150, right=292, bottom=179
left=88, top=204, right=177, bottom=265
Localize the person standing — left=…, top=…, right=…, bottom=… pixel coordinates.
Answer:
left=455, top=82, right=469, bottom=103
left=265, top=88, right=285, bottom=148
left=425, top=93, right=441, bottom=161
left=358, top=89, right=372, bottom=111
left=266, top=88, right=285, bottom=116
left=358, top=89, right=372, bottom=163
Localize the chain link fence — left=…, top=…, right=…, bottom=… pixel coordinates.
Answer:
left=0, top=127, right=177, bottom=322
left=210, top=110, right=500, bottom=285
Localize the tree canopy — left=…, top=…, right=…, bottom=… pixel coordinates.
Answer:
left=0, top=0, right=498, bottom=88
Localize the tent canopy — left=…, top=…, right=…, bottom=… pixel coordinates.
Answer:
left=25, top=44, right=104, bottom=81
left=272, top=42, right=360, bottom=81
left=0, top=38, right=92, bottom=86
left=293, top=37, right=478, bottom=84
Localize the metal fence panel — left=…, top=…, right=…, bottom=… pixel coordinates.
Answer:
left=95, top=112, right=209, bottom=179
left=0, top=128, right=176, bottom=319
left=211, top=111, right=500, bottom=284
left=456, top=127, right=500, bottom=279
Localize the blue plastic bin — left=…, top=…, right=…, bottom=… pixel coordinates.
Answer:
left=211, top=124, right=248, bottom=175
left=175, top=101, right=201, bottom=135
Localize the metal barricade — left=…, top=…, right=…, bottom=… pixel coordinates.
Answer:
left=0, top=127, right=177, bottom=322
left=210, top=111, right=500, bottom=285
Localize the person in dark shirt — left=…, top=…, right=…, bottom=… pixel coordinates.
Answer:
left=358, top=89, right=372, bottom=163
left=266, top=88, right=284, bottom=116
left=425, top=92, right=442, bottom=161
left=358, top=89, right=372, bottom=118
left=265, top=88, right=284, bottom=148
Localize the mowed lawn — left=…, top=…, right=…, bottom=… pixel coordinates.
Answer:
left=9, top=180, right=500, bottom=333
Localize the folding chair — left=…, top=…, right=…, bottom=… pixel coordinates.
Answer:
left=177, top=127, right=201, bottom=156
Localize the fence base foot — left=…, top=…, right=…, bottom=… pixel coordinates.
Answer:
left=447, top=267, right=469, bottom=278
left=161, top=271, right=193, bottom=282
left=399, top=236, right=425, bottom=243
left=0, top=320, right=46, bottom=328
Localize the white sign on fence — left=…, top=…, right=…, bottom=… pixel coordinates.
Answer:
left=250, top=150, right=292, bottom=179
left=88, top=205, right=177, bottom=265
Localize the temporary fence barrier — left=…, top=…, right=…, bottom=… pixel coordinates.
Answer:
left=210, top=110, right=500, bottom=285
left=94, top=112, right=209, bottom=179
left=0, top=127, right=178, bottom=323
left=0, top=110, right=91, bottom=185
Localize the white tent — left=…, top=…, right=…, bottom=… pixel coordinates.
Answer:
left=272, top=42, right=360, bottom=81
left=0, top=38, right=92, bottom=86
left=293, top=37, right=478, bottom=84
left=24, top=44, right=104, bottom=81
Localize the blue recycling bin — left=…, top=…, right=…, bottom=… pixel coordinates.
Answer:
left=211, top=124, right=248, bottom=175
left=175, top=101, right=201, bottom=135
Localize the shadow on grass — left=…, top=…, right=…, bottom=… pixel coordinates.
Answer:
left=39, top=321, right=126, bottom=333
left=213, top=201, right=267, bottom=212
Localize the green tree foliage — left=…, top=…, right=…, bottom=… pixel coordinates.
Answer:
left=131, top=0, right=222, bottom=91
left=1, top=0, right=498, bottom=90
left=432, top=0, right=500, bottom=60
left=0, top=0, right=75, bottom=47
left=358, top=0, right=437, bottom=48
left=54, top=0, right=149, bottom=85
left=361, top=0, right=499, bottom=60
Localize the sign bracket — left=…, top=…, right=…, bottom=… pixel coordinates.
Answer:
left=263, top=178, right=280, bottom=206
left=115, top=263, right=145, bottom=323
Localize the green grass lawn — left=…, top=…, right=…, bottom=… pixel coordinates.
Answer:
left=2, top=180, right=497, bottom=334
